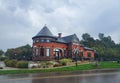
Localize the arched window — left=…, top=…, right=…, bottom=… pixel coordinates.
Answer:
left=54, top=48, right=62, bottom=60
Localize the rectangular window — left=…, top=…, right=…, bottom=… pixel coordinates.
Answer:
left=33, top=48, right=35, bottom=56
left=36, top=48, right=38, bottom=56
left=87, top=52, right=91, bottom=57
left=33, top=40, right=35, bottom=43
left=36, top=38, right=39, bottom=43
left=46, top=48, right=50, bottom=56
left=64, top=50, right=66, bottom=57
left=80, top=52, right=83, bottom=57
left=41, top=39, right=44, bottom=43
left=46, top=39, right=50, bottom=43
left=40, top=47, right=44, bottom=56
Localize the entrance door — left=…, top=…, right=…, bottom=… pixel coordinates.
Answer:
left=54, top=48, right=62, bottom=60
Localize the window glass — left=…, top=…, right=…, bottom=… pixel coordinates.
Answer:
left=41, top=39, right=44, bottom=43
left=46, top=39, right=50, bottom=43
left=36, top=48, right=38, bottom=56
left=33, top=48, right=35, bottom=55
left=80, top=52, right=83, bottom=56
left=33, top=40, right=35, bottom=43
left=36, top=38, right=39, bottom=42
left=40, top=47, right=44, bottom=56
left=46, top=48, right=50, bottom=56
left=87, top=52, right=91, bottom=57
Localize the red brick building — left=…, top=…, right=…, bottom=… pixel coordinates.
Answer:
left=32, top=25, right=94, bottom=61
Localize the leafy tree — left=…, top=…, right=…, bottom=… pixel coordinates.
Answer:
left=81, top=33, right=95, bottom=47
left=80, top=33, right=120, bottom=61
left=98, top=33, right=104, bottom=40
left=0, top=50, right=4, bottom=56
left=5, top=44, right=32, bottom=60
left=82, top=33, right=91, bottom=41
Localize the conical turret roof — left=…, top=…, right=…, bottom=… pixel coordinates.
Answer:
left=32, top=25, right=55, bottom=39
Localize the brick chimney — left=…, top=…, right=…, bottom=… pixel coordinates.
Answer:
left=58, top=33, right=62, bottom=38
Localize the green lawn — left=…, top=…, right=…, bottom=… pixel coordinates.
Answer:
left=0, top=61, right=120, bottom=75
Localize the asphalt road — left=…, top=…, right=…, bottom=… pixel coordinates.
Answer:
left=0, top=69, right=120, bottom=83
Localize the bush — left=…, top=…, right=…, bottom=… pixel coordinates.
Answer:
left=34, top=61, right=54, bottom=68
left=4, top=60, right=28, bottom=68
left=4, top=59, right=9, bottom=65
left=31, top=65, right=37, bottom=69
left=46, top=61, right=53, bottom=65
left=117, top=60, right=120, bottom=63
left=16, top=61, right=28, bottom=68
left=0, top=57, right=8, bottom=61
left=0, top=67, right=3, bottom=69
left=53, top=64, right=62, bottom=67
left=59, top=58, right=72, bottom=66
left=4, top=60, right=17, bottom=67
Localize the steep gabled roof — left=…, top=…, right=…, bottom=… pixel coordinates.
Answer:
left=62, top=34, right=79, bottom=43
left=56, top=38, right=67, bottom=43
left=33, top=25, right=56, bottom=38
left=62, top=34, right=74, bottom=43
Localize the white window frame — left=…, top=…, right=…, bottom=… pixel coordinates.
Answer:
left=46, top=48, right=50, bottom=57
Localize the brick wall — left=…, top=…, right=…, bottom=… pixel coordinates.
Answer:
left=32, top=42, right=94, bottom=61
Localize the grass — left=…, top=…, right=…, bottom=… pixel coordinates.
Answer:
left=99, top=61, right=120, bottom=68
left=0, top=61, right=120, bottom=75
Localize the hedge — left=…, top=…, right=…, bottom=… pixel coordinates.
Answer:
left=4, top=60, right=17, bottom=67
left=4, top=60, right=28, bottom=68
left=59, top=58, right=72, bottom=66
left=16, top=61, right=28, bottom=68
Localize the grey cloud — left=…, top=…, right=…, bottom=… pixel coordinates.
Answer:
left=0, top=0, right=120, bottom=51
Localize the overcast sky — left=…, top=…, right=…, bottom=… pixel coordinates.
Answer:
left=0, top=0, right=120, bottom=51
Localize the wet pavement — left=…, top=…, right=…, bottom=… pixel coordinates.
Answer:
left=0, top=69, right=120, bottom=83
left=0, top=61, right=5, bottom=67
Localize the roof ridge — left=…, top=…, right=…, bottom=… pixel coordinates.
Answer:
left=62, top=34, right=75, bottom=38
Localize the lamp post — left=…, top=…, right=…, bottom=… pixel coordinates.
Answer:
left=74, top=48, right=78, bottom=67
left=95, top=50, right=100, bottom=67
left=75, top=52, right=78, bottom=67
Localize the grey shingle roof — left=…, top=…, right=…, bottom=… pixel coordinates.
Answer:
left=62, top=34, right=74, bottom=43
left=33, top=25, right=56, bottom=38
left=56, top=38, right=67, bottom=43
left=62, top=34, right=79, bottom=43
left=32, top=26, right=80, bottom=44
